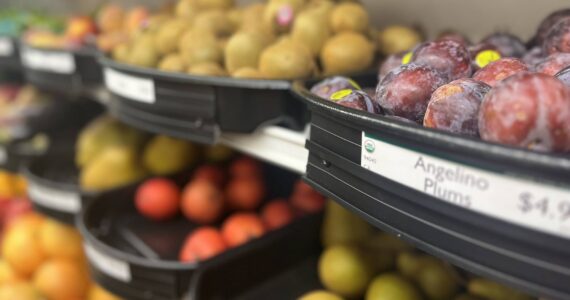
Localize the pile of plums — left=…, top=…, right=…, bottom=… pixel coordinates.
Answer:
left=311, top=9, right=570, bottom=153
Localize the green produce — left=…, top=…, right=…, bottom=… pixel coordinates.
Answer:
left=319, top=245, right=374, bottom=298
left=224, top=31, right=271, bottom=73
left=321, top=32, right=374, bottom=75
left=142, top=135, right=198, bottom=175
left=362, top=232, right=413, bottom=253
left=321, top=201, right=373, bottom=247
left=365, top=273, right=423, bottom=300
left=259, top=38, right=315, bottom=79
left=417, top=261, right=459, bottom=300
left=300, top=290, right=344, bottom=300
left=291, top=5, right=332, bottom=56
left=80, top=146, right=147, bottom=191
left=454, top=294, right=485, bottom=300
left=377, top=25, right=422, bottom=55
left=467, top=278, right=532, bottom=300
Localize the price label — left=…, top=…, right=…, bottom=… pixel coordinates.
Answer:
left=21, top=47, right=75, bottom=74
left=28, top=181, right=81, bottom=213
left=104, top=68, right=155, bottom=104
left=361, top=132, right=570, bottom=239
left=85, top=243, right=131, bottom=282
left=0, top=38, right=13, bottom=56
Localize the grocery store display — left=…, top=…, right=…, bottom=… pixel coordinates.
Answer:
left=24, top=113, right=201, bottom=223
left=79, top=157, right=325, bottom=299
left=0, top=1, right=567, bottom=300
left=295, top=7, right=570, bottom=300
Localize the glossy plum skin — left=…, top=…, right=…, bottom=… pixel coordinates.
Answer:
left=535, top=9, right=570, bottom=45
left=556, top=66, right=570, bottom=87
left=481, top=33, right=527, bottom=58
left=479, top=72, right=570, bottom=152
left=424, top=78, right=491, bottom=137
left=411, top=39, right=472, bottom=80
left=375, top=62, right=448, bottom=122
left=543, top=16, right=570, bottom=55
left=472, top=58, right=529, bottom=87
left=534, top=52, right=570, bottom=75
left=310, top=76, right=360, bottom=99
left=522, top=46, right=545, bottom=66
left=436, top=32, right=470, bottom=46
left=333, top=89, right=380, bottom=114
left=379, top=52, right=405, bottom=82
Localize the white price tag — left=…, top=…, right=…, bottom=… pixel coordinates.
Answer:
left=85, top=243, right=131, bottom=282
left=28, top=181, right=81, bottom=213
left=361, top=132, right=570, bottom=239
left=104, top=68, right=155, bottom=103
left=0, top=38, right=14, bottom=56
left=21, top=47, right=75, bottom=74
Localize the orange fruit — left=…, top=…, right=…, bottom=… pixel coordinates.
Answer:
left=181, top=179, right=224, bottom=224
left=39, top=219, right=84, bottom=260
left=2, top=214, right=45, bottom=277
left=179, top=227, right=227, bottom=263
left=225, top=177, right=265, bottom=210
left=0, top=171, right=15, bottom=198
left=0, top=282, right=42, bottom=300
left=229, top=157, right=262, bottom=179
left=87, top=284, right=122, bottom=300
left=221, top=213, right=266, bottom=247
left=261, top=199, right=295, bottom=230
left=0, top=259, right=22, bottom=284
left=33, top=259, right=89, bottom=300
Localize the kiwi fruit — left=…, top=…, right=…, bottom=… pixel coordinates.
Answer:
left=259, top=39, right=315, bottom=79
left=188, top=62, right=227, bottom=76
left=330, top=2, right=369, bottom=34
left=155, top=19, right=188, bottom=55
left=232, top=67, right=264, bottom=79
left=292, top=8, right=331, bottom=56
left=175, top=0, right=200, bottom=18
left=225, top=31, right=271, bottom=73
left=128, top=34, right=159, bottom=67
left=112, top=43, right=130, bottom=63
left=378, top=25, right=422, bottom=55
left=196, top=0, right=234, bottom=10
left=158, top=53, right=186, bottom=72
left=321, top=32, right=374, bottom=75
left=193, top=10, right=234, bottom=37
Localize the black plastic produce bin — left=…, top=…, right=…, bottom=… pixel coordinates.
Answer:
left=20, top=43, right=102, bottom=96
left=100, top=56, right=306, bottom=145
left=0, top=37, right=21, bottom=72
left=23, top=152, right=94, bottom=224
left=77, top=162, right=321, bottom=300
left=294, top=76, right=570, bottom=300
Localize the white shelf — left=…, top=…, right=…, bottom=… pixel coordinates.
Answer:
left=220, top=126, right=309, bottom=174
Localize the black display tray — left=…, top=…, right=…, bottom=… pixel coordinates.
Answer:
left=20, top=43, right=102, bottom=96
left=99, top=56, right=306, bottom=145
left=77, top=163, right=321, bottom=300
left=294, top=76, right=570, bottom=300
left=0, top=37, right=21, bottom=72
left=22, top=151, right=94, bottom=224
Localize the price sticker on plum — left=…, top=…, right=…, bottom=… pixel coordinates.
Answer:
left=361, top=132, right=570, bottom=239
left=20, top=47, right=75, bottom=73
left=0, top=38, right=13, bottom=56
left=104, top=68, right=155, bottom=103
left=28, top=182, right=81, bottom=213
left=84, top=243, right=131, bottom=282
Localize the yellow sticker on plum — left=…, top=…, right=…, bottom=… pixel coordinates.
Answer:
left=475, top=50, right=501, bottom=68
left=401, top=52, right=413, bottom=65
left=330, top=89, right=353, bottom=101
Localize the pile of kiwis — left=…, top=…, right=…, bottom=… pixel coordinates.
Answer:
left=111, top=0, right=422, bottom=80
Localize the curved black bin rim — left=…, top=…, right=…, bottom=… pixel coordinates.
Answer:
left=292, top=80, right=570, bottom=176
left=19, top=40, right=99, bottom=57
left=99, top=55, right=292, bottom=90
left=76, top=194, right=201, bottom=271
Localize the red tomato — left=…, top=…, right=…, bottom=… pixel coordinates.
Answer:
left=221, top=213, right=266, bottom=247
left=135, top=178, right=180, bottom=221
left=261, top=199, right=295, bottom=230
left=229, top=157, right=262, bottom=179
left=225, top=177, right=265, bottom=211
left=193, top=165, right=226, bottom=187
left=179, top=227, right=227, bottom=263
left=181, top=179, right=224, bottom=224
